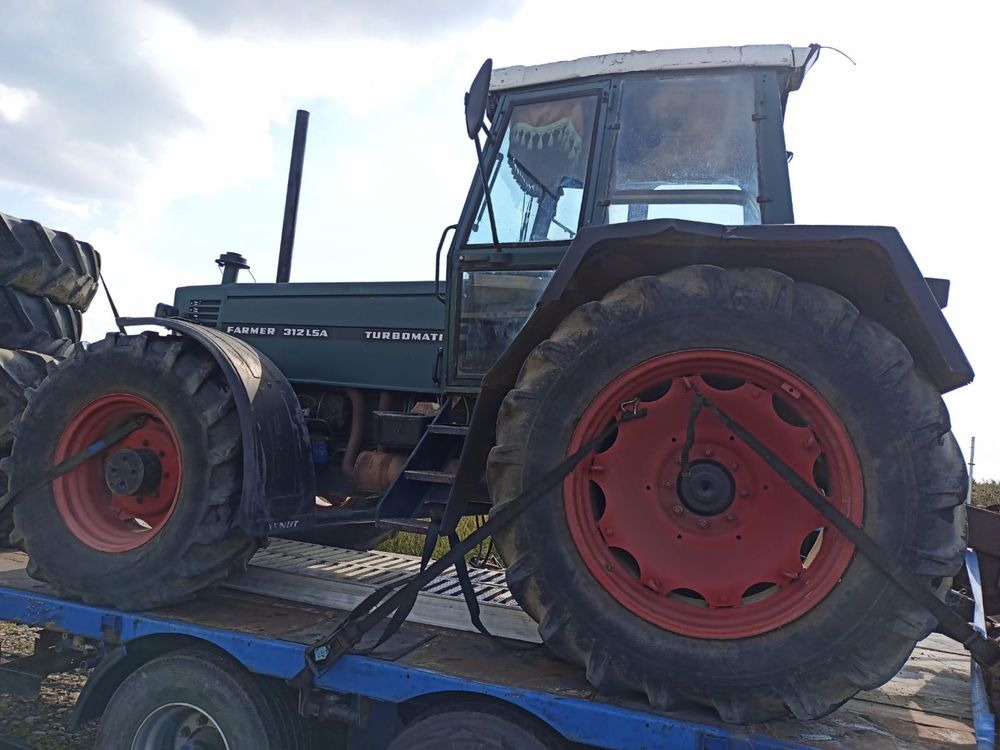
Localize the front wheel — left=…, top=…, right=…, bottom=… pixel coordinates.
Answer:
left=489, top=265, right=967, bottom=722
left=10, top=333, right=258, bottom=609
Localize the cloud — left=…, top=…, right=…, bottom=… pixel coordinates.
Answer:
left=153, top=0, right=523, bottom=38
left=0, top=1, right=196, bottom=201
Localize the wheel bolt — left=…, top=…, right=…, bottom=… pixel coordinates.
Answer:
left=646, top=578, right=660, bottom=592
left=604, top=527, right=614, bottom=538
left=730, top=462, right=739, bottom=470
left=725, top=513, right=734, bottom=522
left=698, top=519, right=709, bottom=529
left=672, top=504, right=684, bottom=516
left=704, top=448, right=714, bottom=457
left=605, top=563, right=615, bottom=572
left=739, top=490, right=749, bottom=498
left=663, top=480, right=673, bottom=488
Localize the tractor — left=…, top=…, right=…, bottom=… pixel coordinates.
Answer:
left=2, top=44, right=973, bottom=723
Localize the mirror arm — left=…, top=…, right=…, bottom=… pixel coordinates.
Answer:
left=474, top=134, right=502, bottom=249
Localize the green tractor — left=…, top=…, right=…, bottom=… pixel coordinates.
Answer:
left=5, top=44, right=972, bottom=722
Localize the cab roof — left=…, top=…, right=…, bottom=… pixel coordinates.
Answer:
left=491, top=44, right=819, bottom=94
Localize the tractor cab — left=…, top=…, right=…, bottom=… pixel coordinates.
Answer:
left=446, top=45, right=818, bottom=385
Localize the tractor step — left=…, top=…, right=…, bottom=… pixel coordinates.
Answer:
left=426, top=424, right=469, bottom=436
left=377, top=518, right=432, bottom=534
left=402, top=470, right=456, bottom=485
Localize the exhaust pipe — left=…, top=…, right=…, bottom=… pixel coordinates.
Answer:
left=276, top=109, right=310, bottom=283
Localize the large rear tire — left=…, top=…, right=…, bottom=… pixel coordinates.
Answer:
left=9, top=333, right=258, bottom=609
left=488, top=265, right=967, bottom=722
left=0, top=213, right=101, bottom=312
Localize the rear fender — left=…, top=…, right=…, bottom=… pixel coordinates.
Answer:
left=441, top=219, right=973, bottom=531
left=120, top=318, right=316, bottom=536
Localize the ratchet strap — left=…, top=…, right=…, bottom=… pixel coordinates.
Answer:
left=684, top=384, right=1000, bottom=672
left=291, top=405, right=646, bottom=690
left=0, top=417, right=146, bottom=524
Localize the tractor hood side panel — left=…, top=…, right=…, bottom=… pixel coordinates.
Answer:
left=172, top=281, right=446, bottom=394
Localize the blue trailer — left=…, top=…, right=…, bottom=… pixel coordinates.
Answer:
left=0, top=542, right=979, bottom=749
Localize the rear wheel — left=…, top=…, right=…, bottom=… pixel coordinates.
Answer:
left=489, top=265, right=967, bottom=721
left=10, top=333, right=258, bottom=609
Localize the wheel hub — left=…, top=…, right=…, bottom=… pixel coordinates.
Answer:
left=53, top=393, right=183, bottom=553
left=677, top=460, right=734, bottom=516
left=105, top=448, right=162, bottom=496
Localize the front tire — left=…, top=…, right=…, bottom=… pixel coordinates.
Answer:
left=10, top=333, right=258, bottom=609
left=489, top=265, right=967, bottom=721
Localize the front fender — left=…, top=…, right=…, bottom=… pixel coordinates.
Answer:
left=442, top=219, right=973, bottom=532
left=119, top=317, right=315, bottom=536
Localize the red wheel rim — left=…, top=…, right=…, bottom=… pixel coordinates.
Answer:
left=53, top=394, right=183, bottom=553
left=565, top=350, right=863, bottom=639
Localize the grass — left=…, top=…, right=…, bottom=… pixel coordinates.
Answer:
left=378, top=516, right=495, bottom=562
left=972, top=480, right=1000, bottom=508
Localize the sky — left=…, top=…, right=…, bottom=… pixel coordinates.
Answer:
left=0, top=0, right=996, bottom=478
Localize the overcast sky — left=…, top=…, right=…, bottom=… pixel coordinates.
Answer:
left=0, top=0, right=996, bottom=478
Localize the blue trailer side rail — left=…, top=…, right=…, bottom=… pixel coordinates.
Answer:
left=0, top=564, right=809, bottom=750
left=0, top=547, right=976, bottom=749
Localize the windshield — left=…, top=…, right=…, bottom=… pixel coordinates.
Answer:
left=606, top=71, right=761, bottom=225
left=468, top=94, right=600, bottom=244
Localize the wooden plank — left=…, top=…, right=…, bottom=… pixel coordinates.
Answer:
left=0, top=552, right=25, bottom=574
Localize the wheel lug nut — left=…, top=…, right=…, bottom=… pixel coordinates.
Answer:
left=730, top=462, right=739, bottom=470
left=704, top=448, right=714, bottom=457
left=604, top=527, right=614, bottom=538
left=698, top=519, right=709, bottom=529
left=739, top=490, right=749, bottom=498
left=672, top=504, right=684, bottom=516
left=663, top=480, right=673, bottom=488
left=646, top=578, right=660, bottom=591
left=725, top=512, right=734, bottom=521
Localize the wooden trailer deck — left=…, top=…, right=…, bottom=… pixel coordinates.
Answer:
left=0, top=541, right=978, bottom=748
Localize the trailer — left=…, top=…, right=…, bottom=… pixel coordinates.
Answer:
left=0, top=540, right=979, bottom=749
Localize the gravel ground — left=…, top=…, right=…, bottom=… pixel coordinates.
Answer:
left=0, top=622, right=97, bottom=750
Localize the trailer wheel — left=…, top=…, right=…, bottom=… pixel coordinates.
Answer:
left=489, top=265, right=967, bottom=722
left=96, top=647, right=311, bottom=750
left=0, top=212, right=102, bottom=312
left=9, top=333, right=258, bottom=610
left=389, top=703, right=563, bottom=750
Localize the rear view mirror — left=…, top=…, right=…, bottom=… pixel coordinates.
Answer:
left=465, top=58, right=492, bottom=139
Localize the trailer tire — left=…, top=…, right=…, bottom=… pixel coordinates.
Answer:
left=9, top=333, right=258, bottom=610
left=0, top=286, right=80, bottom=357
left=96, top=647, right=312, bottom=750
left=0, top=212, right=101, bottom=312
left=489, top=265, right=967, bottom=722
left=389, top=703, right=563, bottom=750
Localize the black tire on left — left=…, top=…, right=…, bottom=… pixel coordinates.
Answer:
left=0, top=286, right=80, bottom=357
left=0, top=348, right=56, bottom=549
left=0, top=212, right=102, bottom=312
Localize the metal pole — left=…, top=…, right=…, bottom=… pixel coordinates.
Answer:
left=276, top=109, right=310, bottom=283
left=969, top=437, right=977, bottom=504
